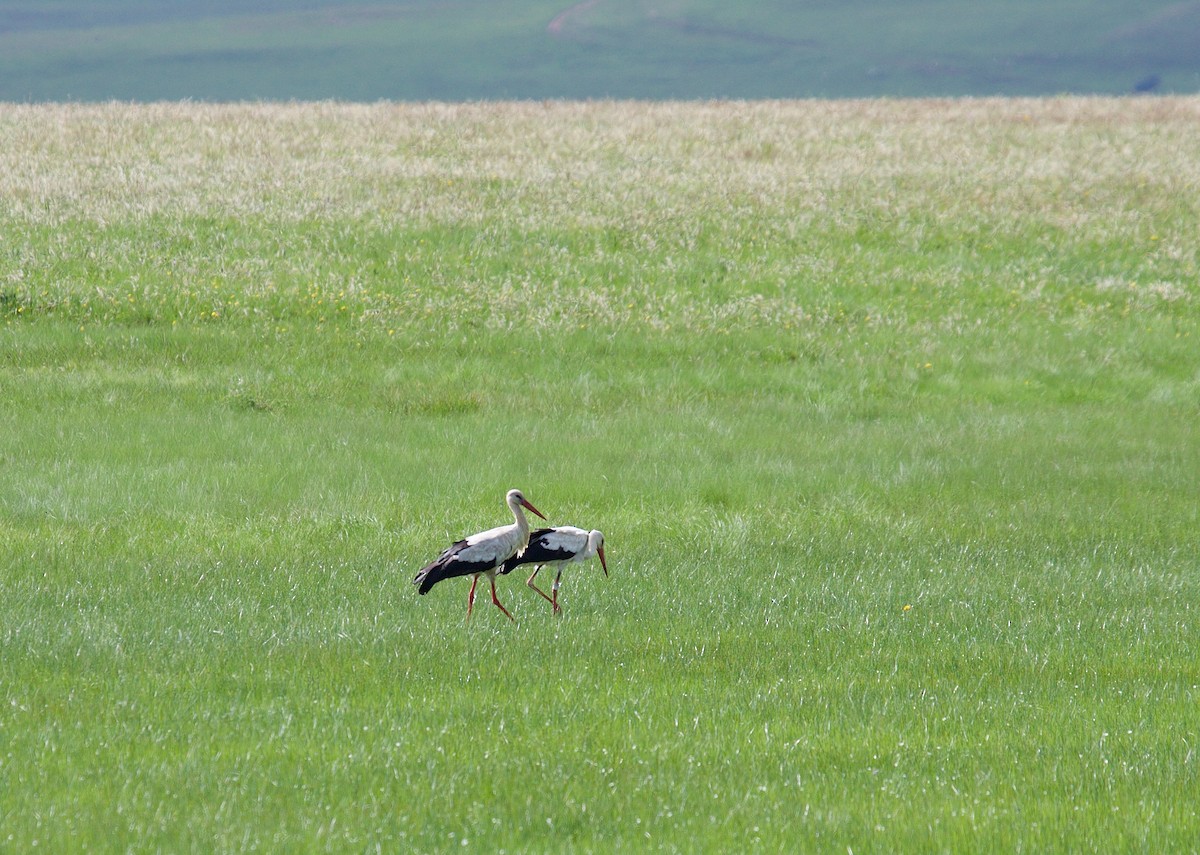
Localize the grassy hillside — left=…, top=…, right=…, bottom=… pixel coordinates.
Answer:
left=2, top=98, right=1200, bottom=851
left=1, top=0, right=1199, bottom=100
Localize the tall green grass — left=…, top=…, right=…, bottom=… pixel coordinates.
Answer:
left=2, top=99, right=1198, bottom=852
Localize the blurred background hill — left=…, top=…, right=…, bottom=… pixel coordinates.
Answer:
left=1, top=0, right=1197, bottom=101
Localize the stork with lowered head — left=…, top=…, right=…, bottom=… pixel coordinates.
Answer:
left=500, top=525, right=607, bottom=615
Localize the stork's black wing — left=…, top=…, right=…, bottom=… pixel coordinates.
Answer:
left=500, top=528, right=578, bottom=575
left=413, top=539, right=498, bottom=593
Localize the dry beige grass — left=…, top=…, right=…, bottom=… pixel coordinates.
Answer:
left=2, top=98, right=1198, bottom=231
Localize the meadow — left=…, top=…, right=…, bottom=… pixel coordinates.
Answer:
left=2, top=98, right=1199, bottom=852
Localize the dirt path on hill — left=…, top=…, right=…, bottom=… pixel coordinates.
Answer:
left=547, top=1, right=817, bottom=49
left=547, top=0, right=604, bottom=37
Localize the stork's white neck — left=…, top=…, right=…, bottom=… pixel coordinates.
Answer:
left=507, top=495, right=532, bottom=540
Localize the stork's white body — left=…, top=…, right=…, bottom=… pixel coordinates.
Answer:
left=454, top=517, right=536, bottom=568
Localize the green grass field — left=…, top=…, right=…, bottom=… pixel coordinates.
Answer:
left=2, top=98, right=1199, bottom=852
left=2, top=0, right=1199, bottom=100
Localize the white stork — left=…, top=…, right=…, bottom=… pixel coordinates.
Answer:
left=500, top=526, right=607, bottom=614
left=413, top=489, right=547, bottom=622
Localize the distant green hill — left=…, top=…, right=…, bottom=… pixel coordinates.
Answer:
left=2, top=0, right=1198, bottom=101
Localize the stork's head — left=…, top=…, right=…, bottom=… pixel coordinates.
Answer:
left=507, top=488, right=547, bottom=521
left=590, top=530, right=608, bottom=577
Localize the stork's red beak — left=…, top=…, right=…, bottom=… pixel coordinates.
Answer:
left=521, top=498, right=547, bottom=520
left=597, top=545, right=608, bottom=577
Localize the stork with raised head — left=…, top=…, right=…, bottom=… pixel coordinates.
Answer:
left=413, top=489, right=547, bottom=622
left=500, top=526, right=607, bottom=615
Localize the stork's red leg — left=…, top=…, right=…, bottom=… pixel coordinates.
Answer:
left=466, top=574, right=480, bottom=622
left=525, top=565, right=556, bottom=610
left=488, top=573, right=516, bottom=622
left=551, top=568, right=564, bottom=615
